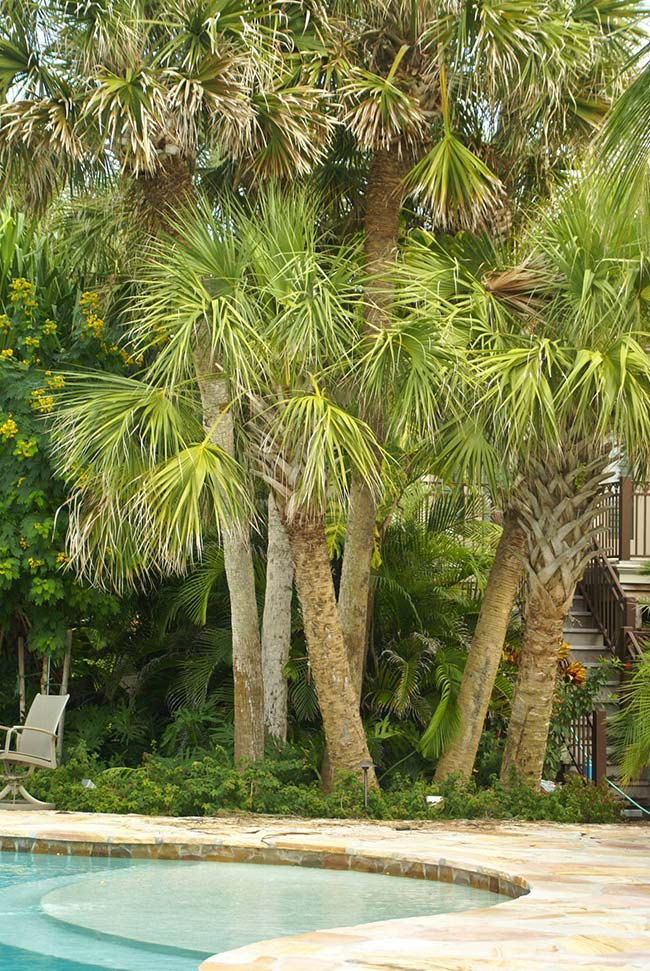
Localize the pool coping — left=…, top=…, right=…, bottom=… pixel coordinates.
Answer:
left=0, top=812, right=648, bottom=970
left=0, top=831, right=528, bottom=899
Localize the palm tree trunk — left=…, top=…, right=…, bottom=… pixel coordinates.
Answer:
left=286, top=513, right=377, bottom=785
left=337, top=476, right=376, bottom=700
left=499, top=448, right=610, bottom=787
left=197, top=369, right=265, bottom=765
left=499, top=588, right=567, bottom=785
left=435, top=513, right=525, bottom=781
left=128, top=158, right=265, bottom=764
left=126, top=156, right=195, bottom=236
left=261, top=492, right=294, bottom=742
left=57, top=629, right=72, bottom=761
left=17, top=636, right=25, bottom=721
left=338, top=147, right=409, bottom=698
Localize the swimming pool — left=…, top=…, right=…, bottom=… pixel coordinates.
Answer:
left=0, top=851, right=506, bottom=970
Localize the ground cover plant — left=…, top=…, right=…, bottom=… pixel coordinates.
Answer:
left=31, top=745, right=619, bottom=824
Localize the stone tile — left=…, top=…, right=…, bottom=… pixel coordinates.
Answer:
left=0, top=812, right=648, bottom=971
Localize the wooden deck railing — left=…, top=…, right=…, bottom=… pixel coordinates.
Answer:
left=596, top=476, right=650, bottom=560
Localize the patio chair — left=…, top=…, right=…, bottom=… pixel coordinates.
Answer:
left=0, top=694, right=69, bottom=809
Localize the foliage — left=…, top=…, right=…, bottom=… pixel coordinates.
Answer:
left=31, top=745, right=620, bottom=823
left=609, top=652, right=650, bottom=782
left=0, top=210, right=126, bottom=660
left=545, top=660, right=614, bottom=779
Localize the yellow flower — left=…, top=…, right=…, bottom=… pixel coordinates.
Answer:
left=0, top=315, right=9, bottom=332
left=0, top=418, right=18, bottom=439
left=37, top=395, right=54, bottom=413
left=27, top=557, right=44, bottom=570
left=47, top=374, right=65, bottom=390
left=1, top=348, right=14, bottom=359
left=56, top=551, right=68, bottom=565
left=13, top=438, right=38, bottom=459
left=24, top=336, right=40, bottom=348
left=42, top=319, right=57, bottom=336
left=19, top=537, right=28, bottom=550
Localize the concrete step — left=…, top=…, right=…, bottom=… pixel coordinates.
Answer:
left=565, top=612, right=599, bottom=631
left=563, top=628, right=605, bottom=647
left=572, top=594, right=587, bottom=612
left=566, top=645, right=611, bottom=664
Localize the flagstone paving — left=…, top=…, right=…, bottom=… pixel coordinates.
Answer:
left=0, top=811, right=648, bottom=970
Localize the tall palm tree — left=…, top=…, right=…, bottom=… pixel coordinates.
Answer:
left=396, top=232, right=533, bottom=781
left=406, top=181, right=650, bottom=786
left=0, top=0, right=335, bottom=763
left=330, top=0, right=643, bottom=703
left=54, top=188, right=390, bottom=781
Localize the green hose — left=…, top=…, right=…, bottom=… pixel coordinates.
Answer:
left=606, top=777, right=650, bottom=816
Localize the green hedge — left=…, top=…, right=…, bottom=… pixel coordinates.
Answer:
left=30, top=744, right=620, bottom=823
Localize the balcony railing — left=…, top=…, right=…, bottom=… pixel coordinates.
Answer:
left=596, top=477, right=650, bottom=560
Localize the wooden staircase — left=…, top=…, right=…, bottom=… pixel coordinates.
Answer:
left=563, top=593, right=650, bottom=806
left=563, top=477, right=650, bottom=807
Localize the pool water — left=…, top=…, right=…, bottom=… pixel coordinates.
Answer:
left=0, top=851, right=506, bottom=970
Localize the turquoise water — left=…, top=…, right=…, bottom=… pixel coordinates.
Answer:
left=0, top=851, right=506, bottom=970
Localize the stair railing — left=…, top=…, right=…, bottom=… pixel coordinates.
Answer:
left=580, top=546, right=637, bottom=661
left=564, top=710, right=607, bottom=784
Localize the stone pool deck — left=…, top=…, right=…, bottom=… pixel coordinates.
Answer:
left=0, top=812, right=648, bottom=970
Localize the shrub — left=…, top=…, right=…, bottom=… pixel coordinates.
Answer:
left=30, top=745, right=620, bottom=823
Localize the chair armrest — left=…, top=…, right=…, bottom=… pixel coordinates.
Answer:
left=10, top=725, right=57, bottom=738
left=2, top=725, right=58, bottom=758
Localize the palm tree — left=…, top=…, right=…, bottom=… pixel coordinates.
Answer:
left=54, top=188, right=388, bottom=781
left=406, top=181, right=650, bottom=786
left=0, top=0, right=331, bottom=211
left=609, top=652, right=650, bottom=783
left=0, top=0, right=337, bottom=763
left=331, top=0, right=642, bottom=704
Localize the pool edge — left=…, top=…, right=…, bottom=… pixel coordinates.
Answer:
left=0, top=832, right=529, bottom=899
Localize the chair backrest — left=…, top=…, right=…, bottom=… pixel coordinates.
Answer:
left=17, top=694, right=69, bottom=765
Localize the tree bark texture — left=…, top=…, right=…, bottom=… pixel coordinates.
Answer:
left=500, top=447, right=611, bottom=786
left=286, top=514, right=377, bottom=785
left=261, top=491, right=294, bottom=741
left=338, top=147, right=410, bottom=698
left=500, top=587, right=566, bottom=784
left=435, top=513, right=525, bottom=781
left=337, top=475, right=377, bottom=702
left=197, top=368, right=265, bottom=765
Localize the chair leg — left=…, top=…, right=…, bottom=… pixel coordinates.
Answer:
left=0, top=778, right=54, bottom=810
left=0, top=782, right=17, bottom=803
left=16, top=785, right=54, bottom=810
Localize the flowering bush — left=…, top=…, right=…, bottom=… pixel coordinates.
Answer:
left=0, top=273, right=125, bottom=655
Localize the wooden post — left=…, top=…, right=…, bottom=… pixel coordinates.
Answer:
left=592, top=710, right=607, bottom=785
left=619, top=476, right=634, bottom=561
left=17, top=636, right=26, bottom=721
left=621, top=598, right=637, bottom=660
left=57, top=630, right=72, bottom=761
